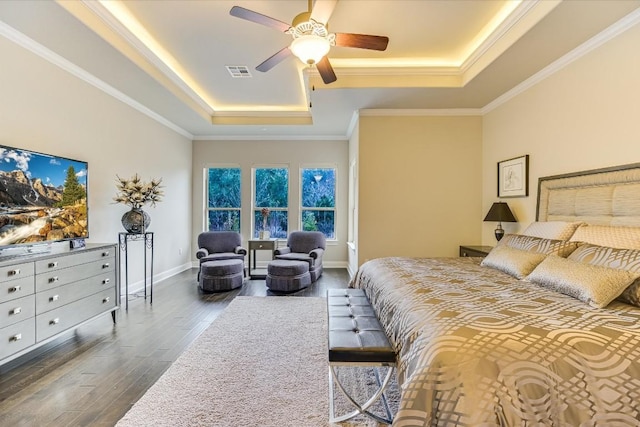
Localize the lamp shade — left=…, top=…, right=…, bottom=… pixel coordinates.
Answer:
left=483, top=202, right=516, bottom=222
left=290, top=35, right=331, bottom=65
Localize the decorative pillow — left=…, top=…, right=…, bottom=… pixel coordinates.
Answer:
left=499, top=234, right=580, bottom=258
left=568, top=244, right=640, bottom=306
left=521, top=221, right=584, bottom=240
left=481, top=245, right=547, bottom=279
left=526, top=255, right=640, bottom=308
left=569, top=224, right=640, bottom=249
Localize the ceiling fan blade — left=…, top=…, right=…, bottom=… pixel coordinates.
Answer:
left=310, top=0, right=338, bottom=25
left=256, top=47, right=293, bottom=72
left=316, top=56, right=337, bottom=84
left=229, top=6, right=291, bottom=33
left=334, top=33, right=389, bottom=51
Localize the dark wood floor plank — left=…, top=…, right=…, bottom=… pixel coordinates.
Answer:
left=0, top=267, right=349, bottom=427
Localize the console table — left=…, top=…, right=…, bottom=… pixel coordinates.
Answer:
left=118, top=232, right=154, bottom=310
left=247, top=239, right=277, bottom=279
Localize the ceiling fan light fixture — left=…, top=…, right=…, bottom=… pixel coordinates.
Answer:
left=290, top=34, right=331, bottom=65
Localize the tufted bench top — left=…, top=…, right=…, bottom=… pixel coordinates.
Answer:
left=327, top=288, right=395, bottom=364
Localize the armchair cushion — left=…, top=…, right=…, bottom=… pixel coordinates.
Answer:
left=198, top=231, right=245, bottom=255
left=200, top=252, right=245, bottom=263
left=276, top=252, right=314, bottom=265
left=274, top=247, right=291, bottom=256
left=287, top=231, right=326, bottom=254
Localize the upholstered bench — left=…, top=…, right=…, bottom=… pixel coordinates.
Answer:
left=199, top=259, right=244, bottom=292
left=327, top=288, right=396, bottom=424
left=265, top=259, right=311, bottom=292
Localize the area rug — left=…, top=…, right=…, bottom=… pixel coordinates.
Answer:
left=116, top=296, right=398, bottom=427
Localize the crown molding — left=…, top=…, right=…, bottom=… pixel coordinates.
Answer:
left=192, top=135, right=348, bottom=141
left=482, top=7, right=640, bottom=114
left=0, top=20, right=193, bottom=140
left=360, top=109, right=482, bottom=117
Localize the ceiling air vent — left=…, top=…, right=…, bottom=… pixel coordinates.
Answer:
left=226, top=65, right=252, bottom=78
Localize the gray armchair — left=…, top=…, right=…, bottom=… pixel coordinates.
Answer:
left=196, top=231, right=246, bottom=279
left=274, top=231, right=326, bottom=282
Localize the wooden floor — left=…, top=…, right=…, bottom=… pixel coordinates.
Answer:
left=0, top=268, right=350, bottom=427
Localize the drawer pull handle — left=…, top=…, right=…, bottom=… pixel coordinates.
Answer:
left=8, top=285, right=21, bottom=293
left=50, top=295, right=59, bottom=302
left=50, top=318, right=60, bottom=325
left=102, top=251, right=110, bottom=257
left=102, top=297, right=110, bottom=303
left=102, top=263, right=110, bottom=269
left=8, top=269, right=20, bottom=276
left=103, top=278, right=110, bottom=284
left=48, top=262, right=58, bottom=268
left=10, top=333, right=22, bottom=342
left=49, top=276, right=59, bottom=283
left=10, top=307, right=21, bottom=315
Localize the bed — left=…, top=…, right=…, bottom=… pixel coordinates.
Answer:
left=350, top=164, right=640, bottom=426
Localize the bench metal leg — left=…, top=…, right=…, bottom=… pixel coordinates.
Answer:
left=329, top=364, right=395, bottom=424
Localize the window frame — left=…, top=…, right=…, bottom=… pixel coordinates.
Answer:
left=252, top=165, right=290, bottom=239
left=204, top=165, right=242, bottom=233
left=299, top=164, right=337, bottom=240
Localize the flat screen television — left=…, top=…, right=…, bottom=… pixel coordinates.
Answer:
left=0, top=144, right=88, bottom=249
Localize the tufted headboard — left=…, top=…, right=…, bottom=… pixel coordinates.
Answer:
left=536, top=162, right=640, bottom=227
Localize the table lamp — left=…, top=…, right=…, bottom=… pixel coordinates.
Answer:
left=483, top=202, right=517, bottom=241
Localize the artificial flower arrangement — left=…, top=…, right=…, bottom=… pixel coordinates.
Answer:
left=113, top=174, right=164, bottom=209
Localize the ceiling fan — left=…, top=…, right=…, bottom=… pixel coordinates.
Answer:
left=229, top=0, right=389, bottom=84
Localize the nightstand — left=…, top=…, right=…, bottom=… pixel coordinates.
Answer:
left=459, top=245, right=493, bottom=258
left=248, top=239, right=277, bottom=279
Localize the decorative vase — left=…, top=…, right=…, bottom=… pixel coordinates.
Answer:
left=259, top=230, right=270, bottom=240
left=121, top=208, right=151, bottom=234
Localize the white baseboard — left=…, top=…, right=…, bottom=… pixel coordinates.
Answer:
left=121, top=262, right=193, bottom=296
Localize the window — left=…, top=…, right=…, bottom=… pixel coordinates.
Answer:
left=254, top=167, right=288, bottom=239
left=206, top=167, right=241, bottom=231
left=301, top=167, right=336, bottom=239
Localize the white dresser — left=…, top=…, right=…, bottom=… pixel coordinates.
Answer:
left=0, top=243, right=118, bottom=365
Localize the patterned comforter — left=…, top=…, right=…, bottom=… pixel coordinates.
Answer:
left=350, top=257, right=640, bottom=426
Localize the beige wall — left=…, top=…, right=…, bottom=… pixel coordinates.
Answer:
left=0, top=35, right=193, bottom=294
left=191, top=139, right=349, bottom=267
left=357, top=115, right=483, bottom=265
left=482, top=22, right=640, bottom=244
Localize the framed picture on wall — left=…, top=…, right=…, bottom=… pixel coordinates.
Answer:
left=497, top=155, right=529, bottom=197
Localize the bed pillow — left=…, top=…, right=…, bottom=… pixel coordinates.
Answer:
left=499, top=234, right=580, bottom=258
left=481, top=245, right=547, bottom=279
left=568, top=244, right=640, bottom=306
left=569, top=224, right=640, bottom=249
left=521, top=221, right=584, bottom=240
left=526, top=255, right=640, bottom=308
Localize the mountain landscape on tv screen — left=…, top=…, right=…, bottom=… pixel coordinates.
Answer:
left=0, top=148, right=88, bottom=247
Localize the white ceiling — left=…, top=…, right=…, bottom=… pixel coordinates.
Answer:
left=1, top=0, right=639, bottom=139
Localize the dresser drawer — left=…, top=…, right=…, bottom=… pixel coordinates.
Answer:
left=0, top=318, right=36, bottom=360
left=35, top=271, right=116, bottom=315
left=35, top=247, right=115, bottom=274
left=0, top=262, right=34, bottom=283
left=36, top=287, right=117, bottom=342
left=0, top=276, right=35, bottom=304
left=35, top=258, right=115, bottom=292
left=0, top=294, right=36, bottom=329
